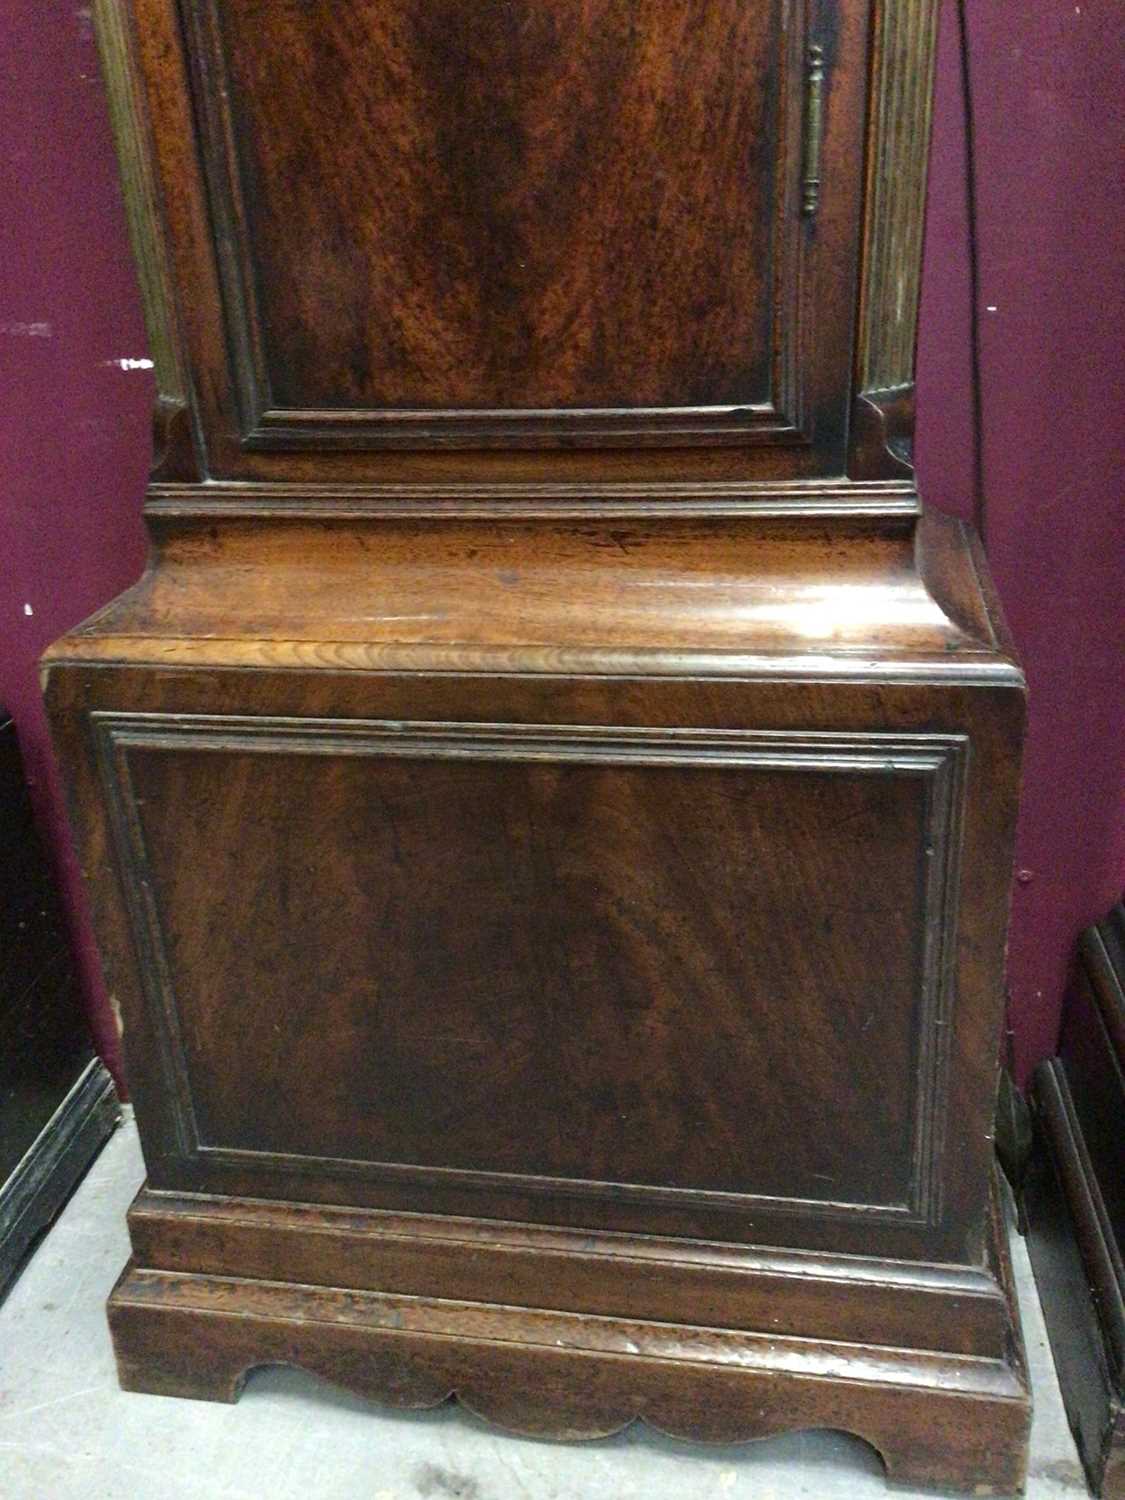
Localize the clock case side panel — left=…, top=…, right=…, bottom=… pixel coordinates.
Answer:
left=90, top=720, right=958, bottom=1232
left=42, top=659, right=1024, bottom=1270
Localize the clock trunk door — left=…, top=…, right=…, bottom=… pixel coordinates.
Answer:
left=170, top=0, right=869, bottom=471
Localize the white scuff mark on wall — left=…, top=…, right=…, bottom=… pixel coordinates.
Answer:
left=1, top=321, right=52, bottom=337
left=986, top=305, right=998, bottom=313
left=23, top=603, right=34, bottom=616
left=103, top=356, right=155, bottom=370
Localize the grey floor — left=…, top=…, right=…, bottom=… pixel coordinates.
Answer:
left=0, top=1118, right=1089, bottom=1500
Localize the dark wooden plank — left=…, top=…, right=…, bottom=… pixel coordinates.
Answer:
left=115, top=0, right=876, bottom=474
left=1, top=713, right=97, bottom=1185
left=1027, top=907, right=1125, bottom=1498
left=0, top=1060, right=120, bottom=1299
left=0, top=713, right=120, bottom=1298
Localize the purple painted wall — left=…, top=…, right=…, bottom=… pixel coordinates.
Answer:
left=1, top=0, right=150, bottom=1083
left=916, top=1, right=1125, bottom=1078
left=1, top=2, right=1122, bottom=1088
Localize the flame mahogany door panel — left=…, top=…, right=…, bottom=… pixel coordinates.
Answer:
left=146, top=0, right=868, bottom=470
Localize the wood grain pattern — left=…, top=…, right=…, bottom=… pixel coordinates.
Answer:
left=93, top=0, right=941, bottom=493
left=141, top=476, right=924, bottom=521
left=90, top=715, right=965, bottom=1234
left=111, top=0, right=872, bottom=479
left=45, top=506, right=1030, bottom=1484
left=856, top=0, right=940, bottom=397
left=50, top=1, right=1033, bottom=1486
left=45, top=569, right=1025, bottom=1265
left=849, top=0, right=940, bottom=480
left=92, top=0, right=199, bottom=481
left=49, top=511, right=1017, bottom=680
left=105, top=1177, right=1029, bottom=1494
left=123, top=1185, right=1012, bottom=1356
left=200, top=0, right=794, bottom=428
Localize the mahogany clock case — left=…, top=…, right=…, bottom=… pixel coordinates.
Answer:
left=44, top=0, right=1031, bottom=1493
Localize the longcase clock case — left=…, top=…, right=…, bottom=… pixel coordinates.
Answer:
left=46, top=1, right=1031, bottom=1491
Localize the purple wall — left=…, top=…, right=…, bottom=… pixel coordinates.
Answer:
left=1, top=1, right=149, bottom=1083
left=916, top=1, right=1125, bottom=1078
left=2, top=2, right=1122, bottom=1088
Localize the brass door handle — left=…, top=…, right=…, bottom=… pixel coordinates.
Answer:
left=802, top=44, right=826, bottom=216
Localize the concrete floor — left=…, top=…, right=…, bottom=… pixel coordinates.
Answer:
left=0, top=1118, right=1089, bottom=1500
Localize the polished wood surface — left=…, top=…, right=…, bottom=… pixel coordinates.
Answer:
left=109, top=0, right=882, bottom=484
left=45, top=541, right=1025, bottom=1268
left=106, top=1178, right=1028, bottom=1496
left=123, top=1182, right=1013, bottom=1355
left=53, top=510, right=1014, bottom=674
left=48, top=1, right=1030, bottom=1489
left=128, top=743, right=927, bottom=1199
left=210, top=0, right=789, bottom=419
left=188, top=0, right=860, bottom=458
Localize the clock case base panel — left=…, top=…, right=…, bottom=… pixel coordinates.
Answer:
left=45, top=507, right=1029, bottom=1492
left=107, top=1176, right=1028, bottom=1496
